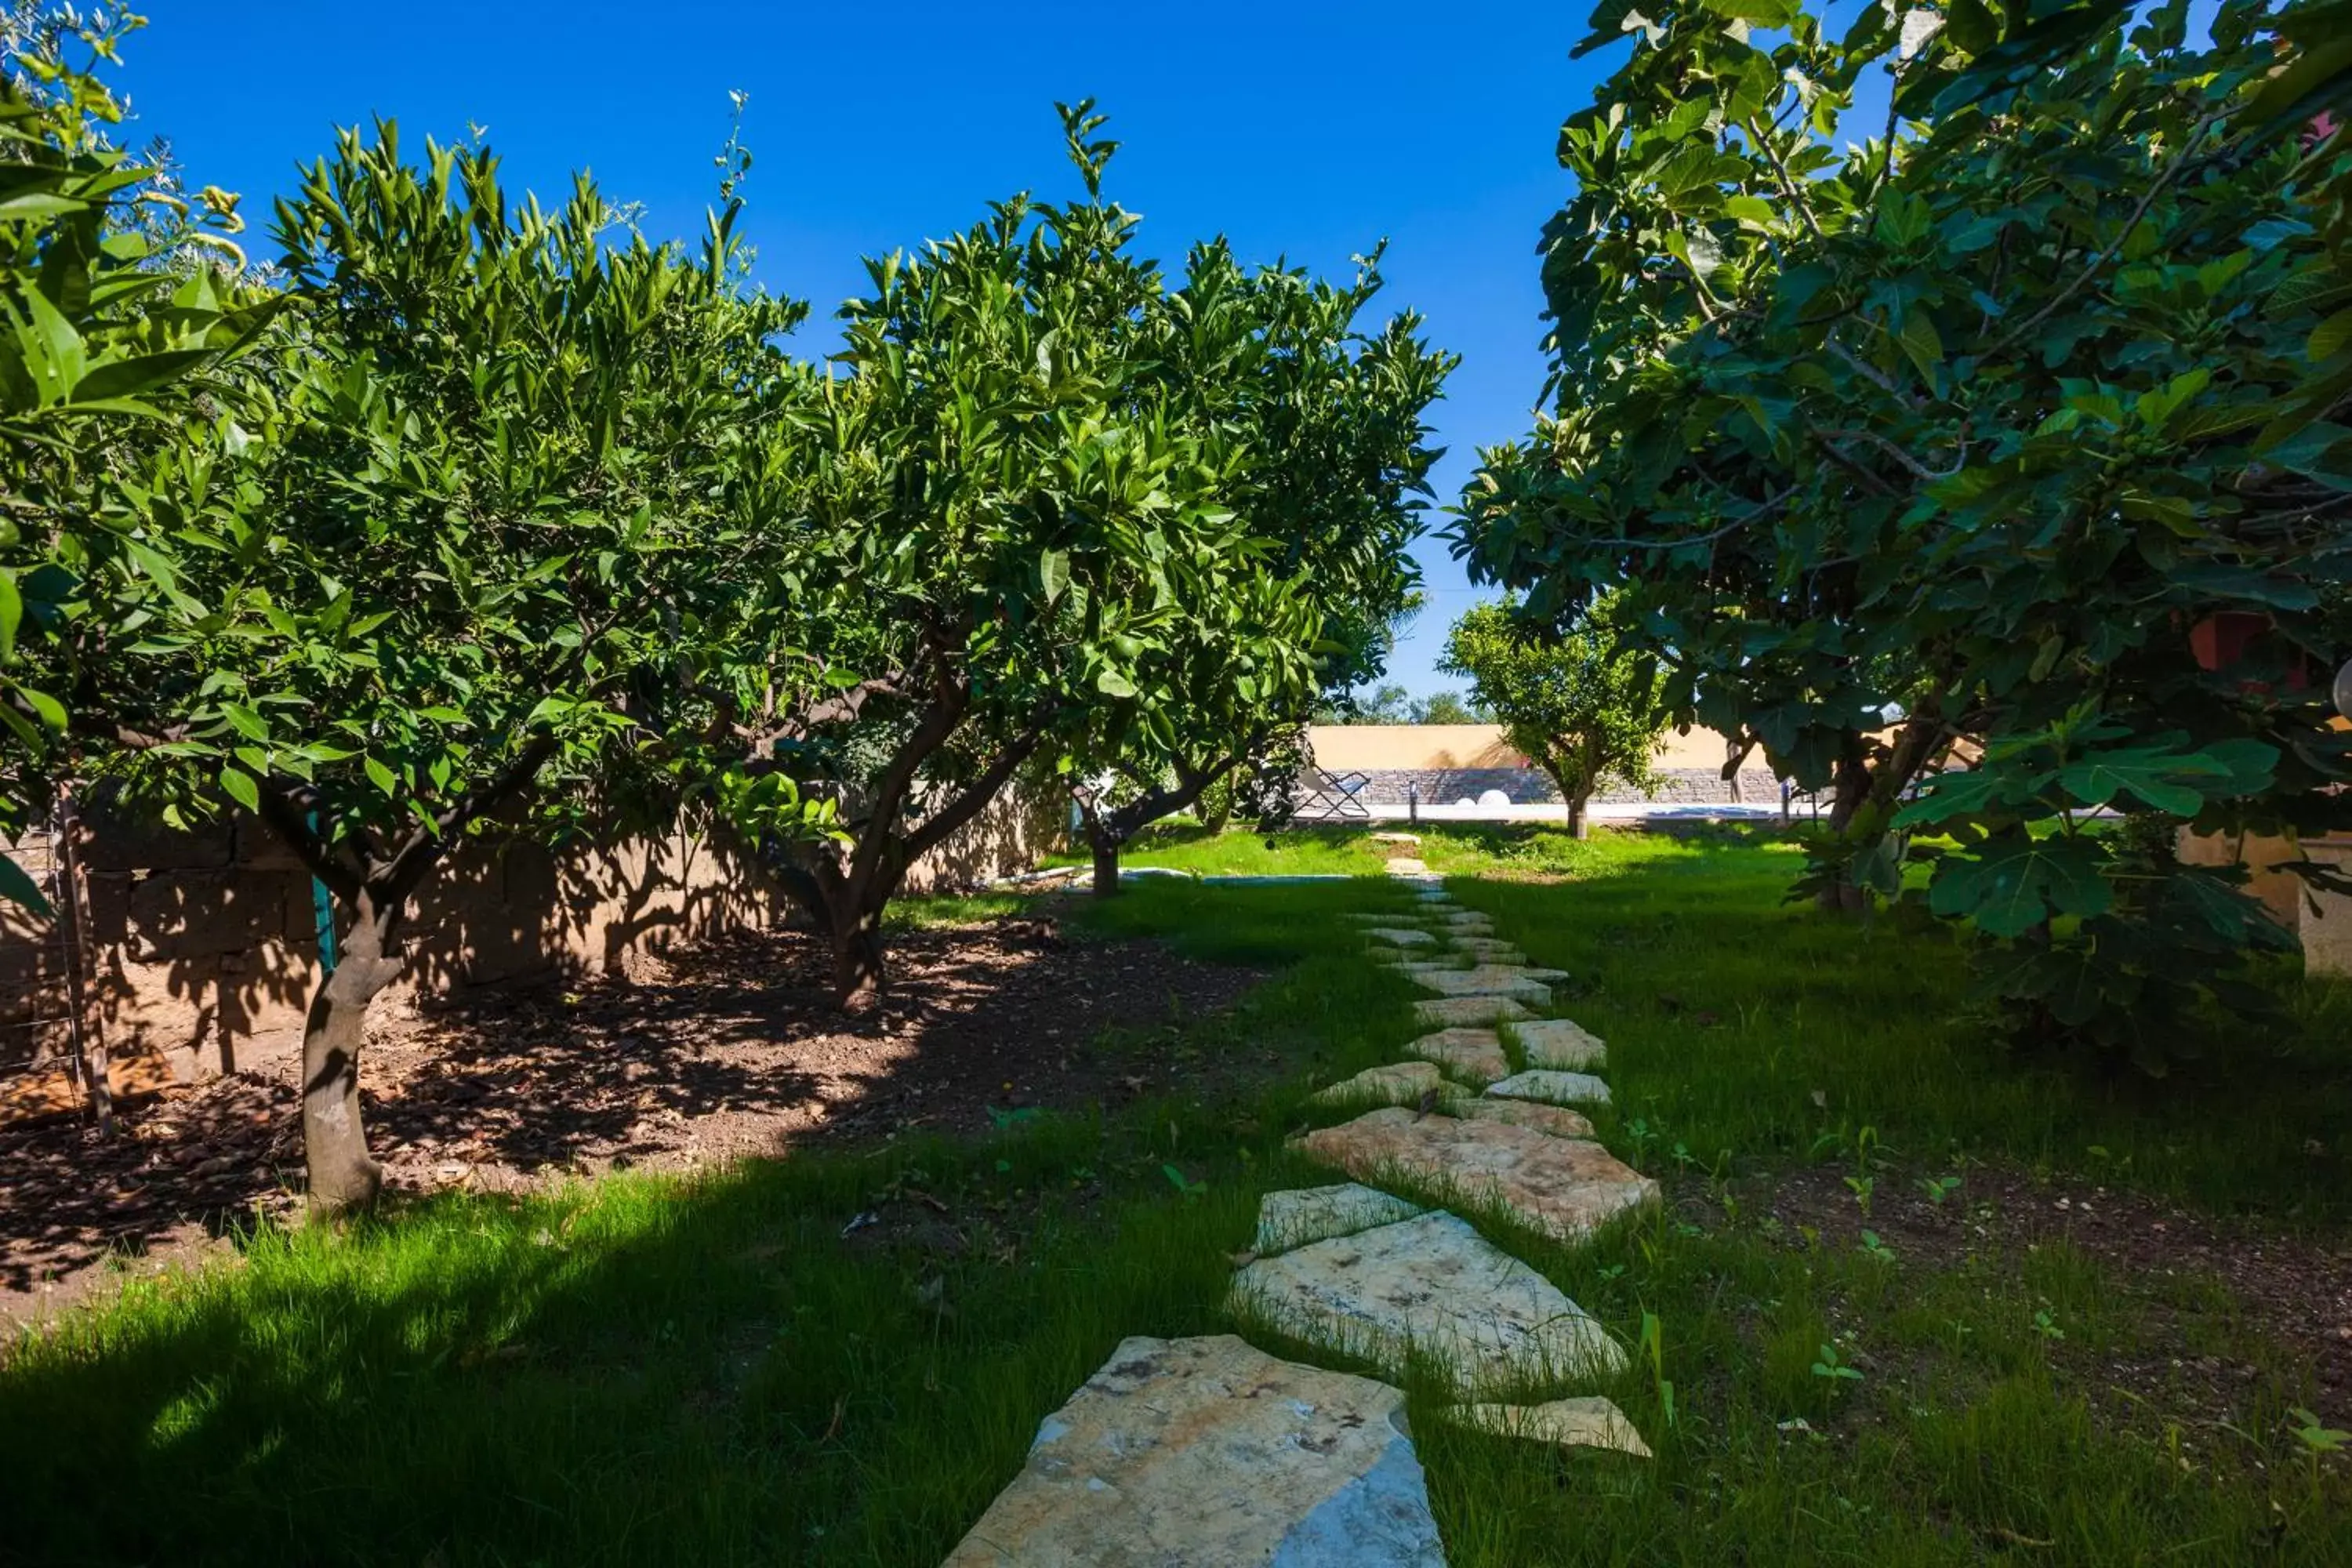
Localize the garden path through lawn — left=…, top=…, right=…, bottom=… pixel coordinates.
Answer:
left=940, top=845, right=1660, bottom=1564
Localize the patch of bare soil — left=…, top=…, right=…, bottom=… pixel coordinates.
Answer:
left=0, top=912, right=1258, bottom=1323
left=1709, top=1163, right=2352, bottom=1422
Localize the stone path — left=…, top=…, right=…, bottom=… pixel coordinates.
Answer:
left=943, top=855, right=1653, bottom=1563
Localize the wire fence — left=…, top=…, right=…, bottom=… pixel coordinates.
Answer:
left=2, top=798, right=113, bottom=1134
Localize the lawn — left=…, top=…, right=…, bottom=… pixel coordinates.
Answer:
left=3, top=825, right=2348, bottom=1564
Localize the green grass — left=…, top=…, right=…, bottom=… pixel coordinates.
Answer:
left=1047, top=820, right=1401, bottom=877
left=4, top=827, right=2349, bottom=1564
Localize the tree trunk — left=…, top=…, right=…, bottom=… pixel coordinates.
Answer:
left=1818, top=734, right=1876, bottom=913
left=300, top=889, right=405, bottom=1213
left=1568, top=792, right=1591, bottom=840
left=831, top=897, right=887, bottom=1007
left=1092, top=839, right=1121, bottom=898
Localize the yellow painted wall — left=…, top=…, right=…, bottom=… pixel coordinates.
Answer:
left=1306, top=724, right=1753, bottom=773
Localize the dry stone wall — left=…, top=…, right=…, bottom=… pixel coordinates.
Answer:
left=1348, top=765, right=1784, bottom=808
left=2, top=784, right=1065, bottom=1121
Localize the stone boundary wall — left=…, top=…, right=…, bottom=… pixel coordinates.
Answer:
left=1348, top=766, right=1784, bottom=808
left=2, top=784, right=1064, bottom=1121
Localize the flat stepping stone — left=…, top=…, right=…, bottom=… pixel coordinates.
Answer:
left=1414, top=996, right=1533, bottom=1028
left=1436, top=913, right=1493, bottom=929
left=1488, top=1069, right=1613, bottom=1108
left=1253, top=1183, right=1425, bottom=1255
left=1295, top=1109, right=1655, bottom=1244
left=1404, top=1027, right=1510, bottom=1085
left=1446, top=1098, right=1596, bottom=1140
left=1230, top=1211, right=1624, bottom=1392
left=941, top=1334, right=1446, bottom=1566
left=1447, top=938, right=1526, bottom=962
left=1401, top=966, right=1555, bottom=1007
left=1440, top=1396, right=1652, bottom=1459
left=1363, top=927, right=1439, bottom=949
left=1384, top=858, right=1431, bottom=877
left=1310, top=1061, right=1464, bottom=1109
left=1372, top=832, right=1422, bottom=845
left=1509, top=1018, right=1606, bottom=1070
left=1119, top=866, right=1196, bottom=880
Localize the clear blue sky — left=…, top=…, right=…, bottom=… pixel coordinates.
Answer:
left=118, top=2, right=1624, bottom=697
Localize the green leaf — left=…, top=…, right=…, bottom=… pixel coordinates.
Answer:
left=219, top=767, right=262, bottom=813
left=1897, top=312, right=1944, bottom=380
left=0, top=570, right=19, bottom=664
left=1040, top=549, right=1069, bottom=604
left=20, top=684, right=64, bottom=731
left=70, top=348, right=215, bottom=405
left=1927, top=831, right=2111, bottom=938
left=220, top=701, right=270, bottom=742
left=2310, top=307, right=2352, bottom=365
left=1894, top=764, right=2044, bottom=826
left=1095, top=668, right=1137, bottom=699
left=364, top=755, right=399, bottom=797
left=0, top=853, right=52, bottom=916
left=2056, top=746, right=2218, bottom=815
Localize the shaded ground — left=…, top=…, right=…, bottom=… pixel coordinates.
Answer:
left=1704, top=1160, right=2352, bottom=1423
left=0, top=909, right=1259, bottom=1319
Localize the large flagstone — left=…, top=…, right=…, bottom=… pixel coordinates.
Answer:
left=1310, top=1061, right=1463, bottom=1109
left=1413, top=996, right=1533, bottom=1028
left=1509, top=1018, right=1607, bottom=1070
left=1446, top=1098, right=1596, bottom=1140
left=1399, top=965, right=1555, bottom=1007
left=1230, top=1210, right=1624, bottom=1391
left=1294, top=1108, right=1655, bottom=1243
left=1384, top=858, right=1431, bottom=877
left=1363, top=926, right=1439, bottom=949
left=1440, top=1396, right=1653, bottom=1459
left=1403, top=1027, right=1511, bottom=1085
left=1487, top=1069, right=1613, bottom=1108
left=941, top=1334, right=1446, bottom=1566
left=1252, top=1182, right=1425, bottom=1254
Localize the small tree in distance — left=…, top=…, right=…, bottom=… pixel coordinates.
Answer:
left=1410, top=691, right=1483, bottom=725
left=1440, top=594, right=1668, bottom=837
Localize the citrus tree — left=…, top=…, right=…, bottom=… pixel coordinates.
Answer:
left=0, top=7, right=273, bottom=907
left=1439, top=593, right=1668, bottom=837
left=1067, top=245, right=1453, bottom=893
left=758, top=105, right=1444, bottom=982
left=88, top=126, right=808, bottom=1207
left=1455, top=0, right=2352, bottom=1054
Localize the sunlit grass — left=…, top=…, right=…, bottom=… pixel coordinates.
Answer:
left=3, top=841, right=2347, bottom=1564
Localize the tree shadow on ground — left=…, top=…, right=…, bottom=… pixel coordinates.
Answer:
left=0, top=880, right=1416, bottom=1567
left=0, top=907, right=1269, bottom=1305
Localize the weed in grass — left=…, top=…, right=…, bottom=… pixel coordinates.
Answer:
left=2291, top=1407, right=2350, bottom=1502
left=1918, top=1173, right=1962, bottom=1204
left=1812, top=1341, right=1864, bottom=1385
left=1160, top=1163, right=1206, bottom=1202
left=1638, top=1310, right=1675, bottom=1430
left=1859, top=1229, right=1896, bottom=1265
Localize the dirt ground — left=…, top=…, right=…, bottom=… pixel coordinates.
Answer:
left=0, top=909, right=1259, bottom=1323
left=1719, top=1163, right=2352, bottom=1421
